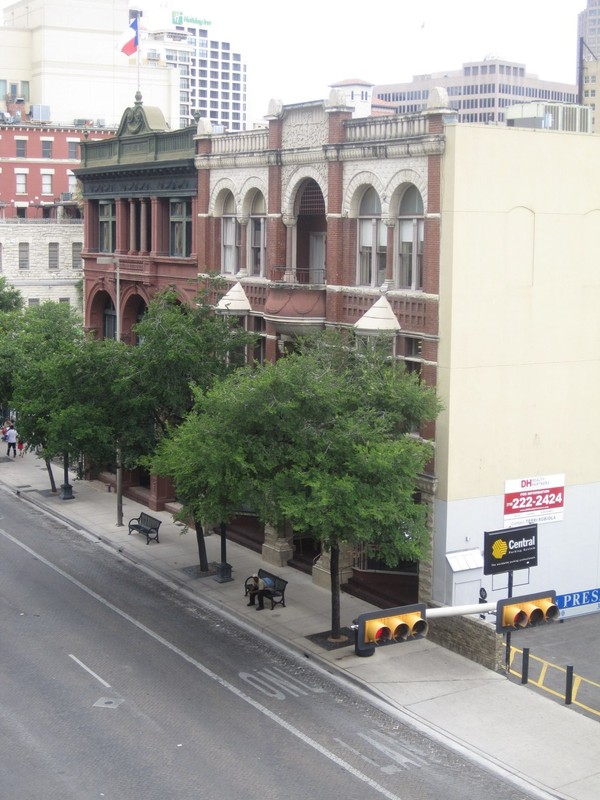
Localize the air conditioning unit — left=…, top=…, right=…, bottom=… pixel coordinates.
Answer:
left=60, top=192, right=73, bottom=201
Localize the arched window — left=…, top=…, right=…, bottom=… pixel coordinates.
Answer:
left=357, top=187, right=386, bottom=287
left=222, top=191, right=240, bottom=274
left=397, top=185, right=424, bottom=290
left=249, top=192, right=266, bottom=277
left=103, top=298, right=116, bottom=340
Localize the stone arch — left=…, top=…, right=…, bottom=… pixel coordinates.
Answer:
left=85, top=285, right=114, bottom=339
left=209, top=178, right=239, bottom=216
left=387, top=169, right=428, bottom=218
left=281, top=165, right=328, bottom=219
left=344, top=171, right=386, bottom=218
left=240, top=177, right=268, bottom=217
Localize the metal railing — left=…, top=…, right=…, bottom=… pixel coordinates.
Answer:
left=271, top=266, right=326, bottom=285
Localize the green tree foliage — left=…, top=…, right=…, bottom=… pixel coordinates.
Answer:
left=0, top=276, right=23, bottom=313
left=153, top=331, right=441, bottom=637
left=131, top=286, right=256, bottom=443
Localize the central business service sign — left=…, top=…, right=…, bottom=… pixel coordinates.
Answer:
left=484, top=524, right=538, bottom=575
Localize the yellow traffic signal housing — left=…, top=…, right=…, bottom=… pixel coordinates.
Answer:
left=496, top=590, right=559, bottom=634
left=354, top=604, right=428, bottom=657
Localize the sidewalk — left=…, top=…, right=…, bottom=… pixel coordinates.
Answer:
left=1, top=453, right=599, bottom=800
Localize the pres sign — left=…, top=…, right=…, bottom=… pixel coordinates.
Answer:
left=484, top=524, right=538, bottom=576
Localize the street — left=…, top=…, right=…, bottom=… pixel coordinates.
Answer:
left=0, top=494, right=547, bottom=800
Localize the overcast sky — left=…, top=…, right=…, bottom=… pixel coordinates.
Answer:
left=139, top=0, right=585, bottom=123
left=2, top=0, right=587, bottom=124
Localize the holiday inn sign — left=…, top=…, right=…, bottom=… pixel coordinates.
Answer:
left=172, top=11, right=212, bottom=26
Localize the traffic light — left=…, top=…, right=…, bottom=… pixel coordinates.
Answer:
left=354, top=604, right=428, bottom=657
left=496, top=590, right=559, bottom=634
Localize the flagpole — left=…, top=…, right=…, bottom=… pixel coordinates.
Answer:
left=136, top=15, right=141, bottom=93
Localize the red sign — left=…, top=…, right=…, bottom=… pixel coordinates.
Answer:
left=504, top=474, right=564, bottom=527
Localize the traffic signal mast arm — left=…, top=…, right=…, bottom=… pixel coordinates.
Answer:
left=354, top=592, right=558, bottom=656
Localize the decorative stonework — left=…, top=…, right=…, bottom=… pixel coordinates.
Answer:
left=282, top=107, right=329, bottom=150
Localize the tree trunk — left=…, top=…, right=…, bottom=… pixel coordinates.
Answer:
left=45, top=458, right=57, bottom=493
left=194, top=518, right=210, bottom=572
left=330, top=543, right=342, bottom=639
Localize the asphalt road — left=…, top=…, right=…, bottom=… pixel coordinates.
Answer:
left=0, top=494, right=548, bottom=800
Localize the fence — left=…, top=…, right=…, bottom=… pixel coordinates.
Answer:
left=507, top=643, right=600, bottom=720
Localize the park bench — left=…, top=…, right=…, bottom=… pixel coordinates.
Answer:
left=244, top=568, right=288, bottom=610
left=128, top=511, right=162, bottom=544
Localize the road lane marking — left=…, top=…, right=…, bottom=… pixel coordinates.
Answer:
left=69, top=654, right=111, bottom=687
left=0, top=529, right=403, bottom=800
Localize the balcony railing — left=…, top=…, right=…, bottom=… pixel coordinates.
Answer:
left=271, top=266, right=326, bottom=285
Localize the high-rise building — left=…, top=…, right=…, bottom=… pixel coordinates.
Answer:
left=374, top=57, right=577, bottom=124
left=142, top=15, right=247, bottom=131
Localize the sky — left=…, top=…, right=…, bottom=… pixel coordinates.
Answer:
left=1, top=0, right=587, bottom=124
left=136, top=0, right=586, bottom=124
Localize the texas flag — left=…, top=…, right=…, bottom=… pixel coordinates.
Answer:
left=120, top=18, right=139, bottom=56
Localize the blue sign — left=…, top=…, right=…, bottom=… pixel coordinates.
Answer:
left=556, top=587, right=600, bottom=613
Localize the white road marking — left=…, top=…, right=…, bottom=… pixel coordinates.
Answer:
left=68, top=654, right=111, bottom=687
left=0, top=529, right=403, bottom=800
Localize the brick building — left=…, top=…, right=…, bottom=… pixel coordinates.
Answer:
left=0, top=122, right=112, bottom=306
left=77, top=89, right=600, bottom=619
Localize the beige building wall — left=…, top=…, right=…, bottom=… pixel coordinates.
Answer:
left=1, top=0, right=180, bottom=128
left=434, top=122, right=600, bottom=606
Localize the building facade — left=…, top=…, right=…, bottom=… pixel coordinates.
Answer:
left=1, top=0, right=179, bottom=129
left=143, top=17, right=247, bottom=131
left=0, top=122, right=113, bottom=306
left=0, top=219, right=84, bottom=307
left=77, top=90, right=600, bottom=622
left=374, top=57, right=578, bottom=124
left=0, top=0, right=247, bottom=132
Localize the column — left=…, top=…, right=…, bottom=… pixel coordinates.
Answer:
left=282, top=214, right=297, bottom=282
left=261, top=521, right=294, bottom=567
left=140, top=199, right=149, bottom=255
left=129, top=199, right=137, bottom=254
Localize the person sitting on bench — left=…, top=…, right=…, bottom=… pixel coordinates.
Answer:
left=246, top=574, right=267, bottom=610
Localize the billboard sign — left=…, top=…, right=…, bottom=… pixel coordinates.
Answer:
left=484, top=524, right=538, bottom=575
left=504, top=473, right=564, bottom=527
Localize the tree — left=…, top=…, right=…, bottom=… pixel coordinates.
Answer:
left=0, top=276, right=23, bottom=313
left=152, top=332, right=441, bottom=639
left=6, top=302, right=146, bottom=492
left=131, top=286, right=256, bottom=445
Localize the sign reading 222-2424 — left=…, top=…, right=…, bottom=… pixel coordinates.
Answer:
left=503, top=473, right=565, bottom=528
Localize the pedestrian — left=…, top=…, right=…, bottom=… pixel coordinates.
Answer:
left=17, top=437, right=24, bottom=457
left=246, top=574, right=267, bottom=610
left=5, top=424, right=17, bottom=457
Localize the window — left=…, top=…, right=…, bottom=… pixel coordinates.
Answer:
left=103, top=300, right=116, bottom=340
left=16, top=139, right=26, bottom=158
left=48, top=242, right=59, bottom=270
left=18, top=242, right=29, bottom=269
left=68, top=141, right=79, bottom=159
left=222, top=192, right=240, bottom=274
left=42, top=140, right=53, bottom=158
left=41, top=173, right=52, bottom=195
left=0, top=242, right=2, bottom=271
left=397, top=186, right=424, bottom=290
left=99, top=201, right=116, bottom=253
left=249, top=192, right=266, bottom=276
left=16, top=173, right=27, bottom=194
left=169, top=199, right=192, bottom=257
left=28, top=298, right=40, bottom=307
left=72, top=242, right=83, bottom=269
left=357, top=187, right=386, bottom=287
